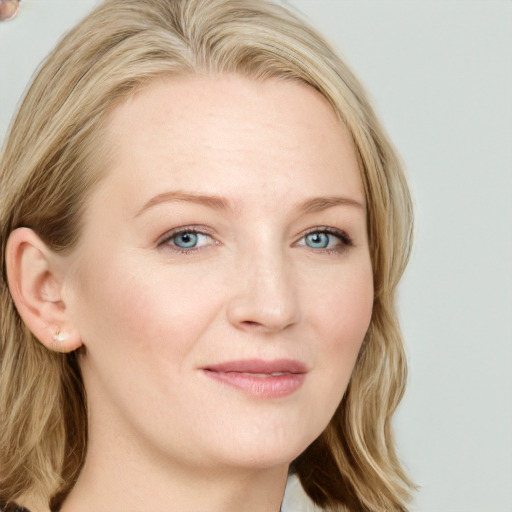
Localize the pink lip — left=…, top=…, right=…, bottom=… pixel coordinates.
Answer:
left=202, top=359, right=308, bottom=399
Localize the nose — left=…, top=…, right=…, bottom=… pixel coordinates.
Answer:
left=226, top=247, right=301, bottom=334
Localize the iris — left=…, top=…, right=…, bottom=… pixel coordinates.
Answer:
left=173, top=232, right=198, bottom=248
left=305, top=232, right=330, bottom=249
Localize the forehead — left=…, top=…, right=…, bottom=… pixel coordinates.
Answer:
left=97, top=74, right=364, bottom=211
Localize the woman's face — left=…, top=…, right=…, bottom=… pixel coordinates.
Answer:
left=64, top=75, right=373, bottom=473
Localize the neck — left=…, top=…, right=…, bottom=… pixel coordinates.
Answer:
left=59, top=423, right=289, bottom=512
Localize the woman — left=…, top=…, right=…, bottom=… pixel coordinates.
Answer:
left=0, top=0, right=414, bottom=511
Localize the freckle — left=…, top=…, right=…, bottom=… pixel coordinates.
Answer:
left=0, top=0, right=22, bottom=22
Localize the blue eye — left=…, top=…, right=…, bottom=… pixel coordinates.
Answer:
left=300, top=229, right=352, bottom=252
left=305, top=232, right=330, bottom=249
left=173, top=232, right=199, bottom=248
left=161, top=230, right=214, bottom=251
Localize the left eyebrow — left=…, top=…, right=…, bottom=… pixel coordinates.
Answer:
left=296, top=196, right=365, bottom=214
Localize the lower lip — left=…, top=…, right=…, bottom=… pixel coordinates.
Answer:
left=203, top=370, right=305, bottom=398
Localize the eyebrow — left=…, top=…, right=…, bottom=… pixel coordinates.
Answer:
left=136, top=191, right=231, bottom=217
left=135, top=190, right=365, bottom=217
left=297, top=196, right=365, bottom=214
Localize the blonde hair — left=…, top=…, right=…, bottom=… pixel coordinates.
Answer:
left=0, top=0, right=414, bottom=510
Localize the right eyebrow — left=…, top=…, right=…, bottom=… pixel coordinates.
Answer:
left=135, top=190, right=232, bottom=218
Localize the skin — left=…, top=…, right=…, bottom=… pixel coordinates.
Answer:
left=37, top=75, right=373, bottom=511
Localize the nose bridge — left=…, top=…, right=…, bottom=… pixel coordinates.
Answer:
left=227, top=237, right=300, bottom=332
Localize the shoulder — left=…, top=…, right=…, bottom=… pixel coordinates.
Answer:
left=282, top=473, right=325, bottom=512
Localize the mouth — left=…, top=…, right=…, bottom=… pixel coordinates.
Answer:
left=202, top=359, right=308, bottom=398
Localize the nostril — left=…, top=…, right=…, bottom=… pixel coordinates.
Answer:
left=240, top=320, right=262, bottom=331
left=241, top=320, right=261, bottom=328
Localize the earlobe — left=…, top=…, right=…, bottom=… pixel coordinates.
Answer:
left=5, top=227, right=83, bottom=353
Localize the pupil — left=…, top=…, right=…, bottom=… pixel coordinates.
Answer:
left=176, top=232, right=197, bottom=248
left=307, top=232, right=328, bottom=248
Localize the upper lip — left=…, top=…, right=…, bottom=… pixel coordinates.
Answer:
left=203, top=358, right=308, bottom=375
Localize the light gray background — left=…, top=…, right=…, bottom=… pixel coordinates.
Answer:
left=1, top=1, right=511, bottom=511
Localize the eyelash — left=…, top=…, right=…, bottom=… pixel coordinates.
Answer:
left=157, top=226, right=216, bottom=254
left=157, top=226, right=353, bottom=254
left=299, top=227, right=354, bottom=254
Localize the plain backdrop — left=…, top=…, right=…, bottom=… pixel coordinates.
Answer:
left=1, top=1, right=511, bottom=511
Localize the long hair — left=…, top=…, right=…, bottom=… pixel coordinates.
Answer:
left=0, top=1, right=414, bottom=510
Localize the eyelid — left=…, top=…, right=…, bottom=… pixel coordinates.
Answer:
left=295, top=226, right=354, bottom=251
left=301, top=226, right=352, bottom=242
left=156, top=225, right=217, bottom=251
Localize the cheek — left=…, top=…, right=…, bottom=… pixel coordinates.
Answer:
left=71, top=255, right=220, bottom=361
left=309, top=262, right=374, bottom=384
left=314, top=264, right=373, bottom=342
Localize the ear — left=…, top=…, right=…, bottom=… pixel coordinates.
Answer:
left=5, top=227, right=82, bottom=353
